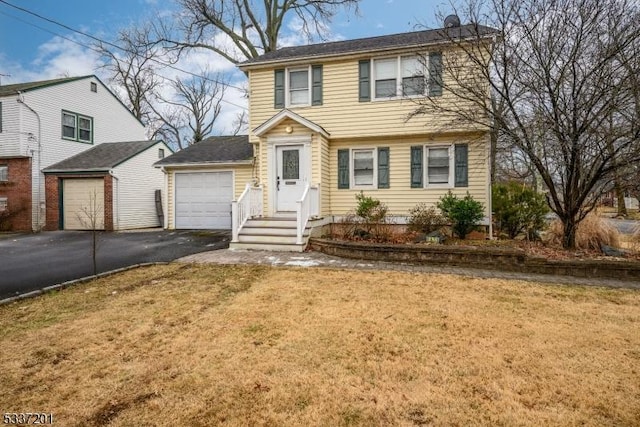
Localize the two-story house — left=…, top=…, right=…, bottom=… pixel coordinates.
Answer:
left=0, top=75, right=150, bottom=231
left=158, top=20, right=496, bottom=251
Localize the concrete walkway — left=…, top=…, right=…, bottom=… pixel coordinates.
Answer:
left=178, top=249, right=640, bottom=289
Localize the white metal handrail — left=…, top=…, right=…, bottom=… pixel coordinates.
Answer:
left=231, top=183, right=263, bottom=242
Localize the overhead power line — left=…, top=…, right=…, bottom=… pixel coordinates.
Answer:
left=0, top=0, right=249, bottom=109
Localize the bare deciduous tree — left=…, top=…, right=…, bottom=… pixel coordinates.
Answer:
left=154, top=0, right=361, bottom=63
left=95, top=25, right=166, bottom=122
left=409, top=0, right=640, bottom=248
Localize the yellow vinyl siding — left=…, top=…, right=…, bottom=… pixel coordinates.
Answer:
left=165, top=165, right=253, bottom=229
left=248, top=48, right=487, bottom=143
left=328, top=135, right=489, bottom=218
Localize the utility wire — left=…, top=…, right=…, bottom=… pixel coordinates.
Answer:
left=0, top=0, right=248, bottom=97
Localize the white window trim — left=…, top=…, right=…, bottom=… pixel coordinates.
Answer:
left=62, top=111, right=77, bottom=140
left=0, top=165, right=7, bottom=182
left=425, top=145, right=454, bottom=189
left=350, top=148, right=378, bottom=189
left=372, top=54, right=428, bottom=100
left=285, top=66, right=312, bottom=108
left=0, top=197, right=7, bottom=212
left=77, top=115, right=93, bottom=143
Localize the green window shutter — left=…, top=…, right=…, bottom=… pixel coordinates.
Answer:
left=429, top=52, right=443, bottom=97
left=410, top=146, right=423, bottom=188
left=377, top=147, right=390, bottom=189
left=274, top=69, right=285, bottom=108
left=338, top=149, right=350, bottom=189
left=454, top=144, right=468, bottom=187
left=312, top=65, right=323, bottom=106
left=358, top=60, right=371, bottom=102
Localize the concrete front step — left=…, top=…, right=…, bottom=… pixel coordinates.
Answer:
left=240, top=226, right=310, bottom=237
left=229, top=241, right=306, bottom=252
left=233, top=216, right=312, bottom=251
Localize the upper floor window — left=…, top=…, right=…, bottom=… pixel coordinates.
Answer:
left=62, top=111, right=93, bottom=143
left=274, top=65, right=323, bottom=109
left=90, top=82, right=97, bottom=92
left=158, top=148, right=165, bottom=159
left=360, top=52, right=442, bottom=102
left=0, top=165, right=7, bottom=182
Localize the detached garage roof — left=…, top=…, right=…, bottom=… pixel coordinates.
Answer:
left=154, top=135, right=252, bottom=167
left=44, top=140, right=162, bottom=173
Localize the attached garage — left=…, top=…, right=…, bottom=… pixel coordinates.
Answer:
left=175, top=172, right=233, bottom=229
left=62, top=178, right=105, bottom=230
left=155, top=136, right=255, bottom=230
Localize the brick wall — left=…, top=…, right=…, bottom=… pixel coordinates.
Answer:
left=44, top=174, right=113, bottom=231
left=0, top=158, right=33, bottom=231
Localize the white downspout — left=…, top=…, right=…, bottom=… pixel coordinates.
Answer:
left=17, top=92, right=42, bottom=231
left=109, top=171, right=120, bottom=230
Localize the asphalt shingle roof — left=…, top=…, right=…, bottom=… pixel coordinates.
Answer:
left=44, top=140, right=161, bottom=172
left=0, top=76, right=92, bottom=97
left=154, top=135, right=252, bottom=166
left=240, top=24, right=498, bottom=66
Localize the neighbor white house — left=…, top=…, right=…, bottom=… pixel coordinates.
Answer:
left=0, top=75, right=147, bottom=231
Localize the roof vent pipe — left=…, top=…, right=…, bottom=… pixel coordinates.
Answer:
left=444, top=14, right=461, bottom=28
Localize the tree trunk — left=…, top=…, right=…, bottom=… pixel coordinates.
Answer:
left=615, top=181, right=627, bottom=217
left=561, top=216, right=578, bottom=249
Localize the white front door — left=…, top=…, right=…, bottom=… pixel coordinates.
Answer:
left=276, top=145, right=306, bottom=212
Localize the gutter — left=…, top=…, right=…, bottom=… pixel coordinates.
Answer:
left=16, top=92, right=42, bottom=231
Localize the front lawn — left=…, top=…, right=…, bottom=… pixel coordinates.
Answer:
left=1, top=264, right=639, bottom=426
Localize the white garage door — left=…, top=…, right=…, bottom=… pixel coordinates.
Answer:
left=175, top=172, right=233, bottom=229
left=63, top=178, right=105, bottom=230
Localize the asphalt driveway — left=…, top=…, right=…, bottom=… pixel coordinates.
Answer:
left=0, top=229, right=230, bottom=299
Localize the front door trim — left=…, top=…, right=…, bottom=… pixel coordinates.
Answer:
left=266, top=135, right=312, bottom=216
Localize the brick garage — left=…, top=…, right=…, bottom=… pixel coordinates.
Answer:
left=0, top=157, right=33, bottom=231
left=44, top=174, right=114, bottom=231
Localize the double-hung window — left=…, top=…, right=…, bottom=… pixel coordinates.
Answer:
left=411, top=144, right=468, bottom=188
left=288, top=68, right=310, bottom=106
left=352, top=149, right=376, bottom=187
left=62, top=111, right=93, bottom=143
left=361, top=52, right=441, bottom=101
left=427, top=147, right=451, bottom=185
left=0, top=165, right=7, bottom=182
left=0, top=197, right=7, bottom=212
left=275, top=66, right=323, bottom=108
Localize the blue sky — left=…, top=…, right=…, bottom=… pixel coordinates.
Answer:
left=0, top=0, right=448, bottom=133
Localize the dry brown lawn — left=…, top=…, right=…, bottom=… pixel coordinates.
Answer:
left=1, top=264, right=639, bottom=426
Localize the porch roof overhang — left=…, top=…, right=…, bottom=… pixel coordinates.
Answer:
left=253, top=109, right=330, bottom=139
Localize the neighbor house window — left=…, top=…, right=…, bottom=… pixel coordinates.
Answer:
left=158, top=148, right=165, bottom=159
left=90, top=82, right=97, bottom=92
left=62, top=111, right=93, bottom=143
left=0, top=197, right=7, bottom=212
left=0, top=165, right=7, bottom=182
left=367, top=53, right=441, bottom=100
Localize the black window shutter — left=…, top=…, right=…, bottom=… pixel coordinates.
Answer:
left=454, top=144, right=468, bottom=187
left=358, top=60, right=371, bottom=102
left=429, top=52, right=443, bottom=97
left=312, top=65, right=323, bottom=106
left=274, top=69, right=285, bottom=108
left=410, top=146, right=423, bottom=188
left=377, top=147, right=390, bottom=189
left=338, top=149, right=350, bottom=189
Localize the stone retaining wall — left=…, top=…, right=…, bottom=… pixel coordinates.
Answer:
left=308, top=239, right=640, bottom=282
